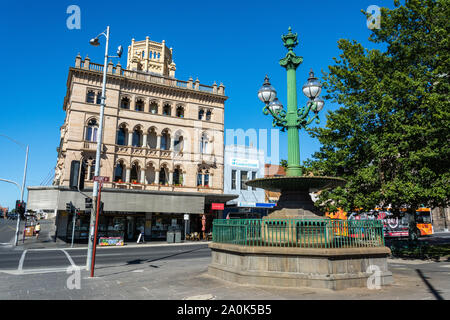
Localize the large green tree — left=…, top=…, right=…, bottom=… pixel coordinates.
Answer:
left=307, top=0, right=450, bottom=214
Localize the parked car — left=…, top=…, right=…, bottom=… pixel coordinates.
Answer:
left=7, top=213, right=18, bottom=220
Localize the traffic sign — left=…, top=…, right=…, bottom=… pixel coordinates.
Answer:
left=93, top=176, right=109, bottom=183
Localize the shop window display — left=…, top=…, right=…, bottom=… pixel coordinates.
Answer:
left=66, top=215, right=90, bottom=242
left=151, top=214, right=183, bottom=240
left=110, top=217, right=126, bottom=238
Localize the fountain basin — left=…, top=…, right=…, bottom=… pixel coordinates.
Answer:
left=246, top=176, right=346, bottom=192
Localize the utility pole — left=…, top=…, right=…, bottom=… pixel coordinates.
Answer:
left=86, top=26, right=109, bottom=271
left=0, top=135, right=29, bottom=246
left=85, top=26, right=122, bottom=271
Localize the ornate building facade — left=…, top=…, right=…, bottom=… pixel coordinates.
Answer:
left=54, top=36, right=226, bottom=193
left=28, top=36, right=236, bottom=242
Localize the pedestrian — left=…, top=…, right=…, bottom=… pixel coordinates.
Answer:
left=35, top=223, right=41, bottom=239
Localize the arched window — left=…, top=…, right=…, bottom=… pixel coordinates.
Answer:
left=85, top=119, right=98, bottom=142
left=146, top=164, right=156, bottom=184
left=116, top=125, right=127, bottom=145
left=197, top=172, right=203, bottom=186
left=130, top=163, right=139, bottom=183
left=149, top=102, right=158, bottom=114
left=198, top=109, right=204, bottom=120
left=163, top=104, right=171, bottom=116
left=197, top=168, right=210, bottom=187
left=135, top=99, right=144, bottom=112
left=174, top=135, right=183, bottom=152
left=200, top=133, right=209, bottom=154
left=176, top=106, right=184, bottom=118
left=86, top=90, right=96, bottom=103
left=114, top=162, right=124, bottom=182
left=148, top=129, right=157, bottom=149
left=120, top=97, right=130, bottom=109
left=173, top=167, right=182, bottom=185
left=132, top=128, right=142, bottom=147
left=159, top=167, right=167, bottom=185
left=204, top=172, right=209, bottom=187
left=161, top=130, right=170, bottom=150
left=206, top=110, right=212, bottom=121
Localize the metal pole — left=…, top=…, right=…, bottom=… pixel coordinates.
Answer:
left=87, top=26, right=110, bottom=270
left=15, top=145, right=28, bottom=246
left=71, top=209, right=76, bottom=248
left=90, top=182, right=102, bottom=277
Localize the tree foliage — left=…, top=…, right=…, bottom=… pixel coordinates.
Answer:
left=307, top=0, right=450, bottom=213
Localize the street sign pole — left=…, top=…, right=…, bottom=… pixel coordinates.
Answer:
left=90, top=176, right=108, bottom=277
left=87, top=26, right=110, bottom=271
left=71, top=205, right=76, bottom=248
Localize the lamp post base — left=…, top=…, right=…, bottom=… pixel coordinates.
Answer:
left=268, top=189, right=322, bottom=218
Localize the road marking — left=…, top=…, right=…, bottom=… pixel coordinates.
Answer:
left=183, top=294, right=215, bottom=300
left=23, top=242, right=210, bottom=251
left=60, top=249, right=76, bottom=268
left=0, top=266, right=87, bottom=275
left=18, top=250, right=27, bottom=273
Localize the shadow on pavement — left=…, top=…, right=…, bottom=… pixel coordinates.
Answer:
left=415, top=269, right=444, bottom=300
left=93, top=246, right=208, bottom=277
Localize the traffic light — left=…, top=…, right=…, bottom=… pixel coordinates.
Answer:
left=85, top=197, right=93, bottom=209
left=15, top=200, right=26, bottom=220
left=69, top=160, right=86, bottom=190
left=66, top=202, right=73, bottom=213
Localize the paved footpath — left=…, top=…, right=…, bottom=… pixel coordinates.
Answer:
left=1, top=219, right=449, bottom=300
left=1, top=253, right=449, bottom=300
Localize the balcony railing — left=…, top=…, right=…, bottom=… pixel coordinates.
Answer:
left=77, top=60, right=224, bottom=95
left=83, top=141, right=98, bottom=150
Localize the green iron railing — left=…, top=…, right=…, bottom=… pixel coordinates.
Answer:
left=212, top=218, right=385, bottom=248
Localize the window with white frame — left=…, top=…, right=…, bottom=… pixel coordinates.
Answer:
left=240, top=171, right=248, bottom=190
left=85, top=119, right=98, bottom=142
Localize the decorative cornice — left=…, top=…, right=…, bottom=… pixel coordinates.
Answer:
left=69, top=66, right=228, bottom=103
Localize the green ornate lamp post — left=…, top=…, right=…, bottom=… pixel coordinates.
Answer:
left=208, top=28, right=391, bottom=291
left=258, top=27, right=324, bottom=177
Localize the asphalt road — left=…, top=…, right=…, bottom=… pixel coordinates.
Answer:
left=0, top=219, right=17, bottom=244
left=0, top=242, right=211, bottom=274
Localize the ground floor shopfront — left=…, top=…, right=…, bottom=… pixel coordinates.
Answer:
left=27, top=186, right=236, bottom=243
left=63, top=212, right=218, bottom=242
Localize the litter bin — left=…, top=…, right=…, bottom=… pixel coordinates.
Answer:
left=174, top=230, right=182, bottom=243
left=166, top=231, right=175, bottom=243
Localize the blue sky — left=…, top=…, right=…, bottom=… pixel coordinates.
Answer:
left=0, top=0, right=394, bottom=209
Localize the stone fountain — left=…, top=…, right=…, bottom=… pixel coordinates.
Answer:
left=208, top=28, right=392, bottom=290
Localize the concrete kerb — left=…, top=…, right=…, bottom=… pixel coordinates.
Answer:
left=21, top=241, right=212, bottom=251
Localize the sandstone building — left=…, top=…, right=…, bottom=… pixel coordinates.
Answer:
left=27, top=36, right=236, bottom=242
